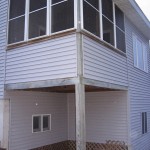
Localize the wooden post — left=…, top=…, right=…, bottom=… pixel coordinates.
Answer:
left=75, top=82, right=86, bottom=150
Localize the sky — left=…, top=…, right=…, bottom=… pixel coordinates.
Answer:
left=135, top=0, right=150, bottom=21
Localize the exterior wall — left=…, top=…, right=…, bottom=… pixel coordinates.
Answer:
left=0, top=0, right=7, bottom=99
left=5, top=34, right=77, bottom=84
left=68, top=91, right=128, bottom=143
left=5, top=91, right=68, bottom=150
left=83, top=35, right=128, bottom=87
left=125, top=18, right=150, bottom=150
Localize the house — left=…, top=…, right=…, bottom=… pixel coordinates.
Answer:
left=0, top=0, right=150, bottom=149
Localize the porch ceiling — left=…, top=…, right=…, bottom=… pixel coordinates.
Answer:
left=22, top=85, right=120, bottom=93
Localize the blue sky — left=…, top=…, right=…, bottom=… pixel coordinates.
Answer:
left=135, top=0, right=150, bottom=21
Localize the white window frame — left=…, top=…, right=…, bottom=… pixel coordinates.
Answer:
left=8, top=0, right=76, bottom=45
left=133, top=34, right=148, bottom=73
left=32, top=114, right=51, bottom=133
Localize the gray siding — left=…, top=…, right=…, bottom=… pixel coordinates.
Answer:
left=6, top=91, right=68, bottom=150
left=0, top=0, right=7, bottom=99
left=68, top=91, right=128, bottom=143
left=125, top=18, right=150, bottom=150
left=6, top=34, right=77, bottom=84
left=83, top=35, right=128, bottom=87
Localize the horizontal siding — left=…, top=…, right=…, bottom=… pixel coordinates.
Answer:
left=68, top=91, right=128, bottom=143
left=0, top=0, right=8, bottom=99
left=6, top=34, right=77, bottom=84
left=125, top=18, right=150, bottom=150
left=6, top=91, right=68, bottom=150
left=83, top=35, right=128, bottom=87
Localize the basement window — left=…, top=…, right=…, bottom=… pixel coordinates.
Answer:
left=43, top=115, right=51, bottom=131
left=142, top=112, right=147, bottom=134
left=32, top=115, right=41, bottom=133
left=32, top=114, right=51, bottom=133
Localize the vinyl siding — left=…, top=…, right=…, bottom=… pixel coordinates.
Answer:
left=68, top=91, right=128, bottom=143
left=125, top=18, right=150, bottom=150
left=5, top=34, right=77, bottom=84
left=6, top=91, right=68, bottom=150
left=0, top=0, right=7, bottom=99
left=83, top=35, right=128, bottom=87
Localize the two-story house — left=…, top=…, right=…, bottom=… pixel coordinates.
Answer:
left=0, top=0, right=150, bottom=150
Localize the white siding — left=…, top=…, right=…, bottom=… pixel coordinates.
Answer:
left=6, top=34, right=77, bottom=84
left=83, top=35, right=128, bottom=87
left=0, top=0, right=7, bottom=99
left=6, top=91, right=68, bottom=150
left=68, top=91, right=128, bottom=143
left=125, top=18, right=150, bottom=150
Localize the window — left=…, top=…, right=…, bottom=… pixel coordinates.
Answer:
left=102, top=0, right=114, bottom=46
left=33, top=115, right=41, bottom=133
left=83, top=0, right=100, bottom=36
left=82, top=0, right=126, bottom=52
left=142, top=112, right=147, bottom=134
left=8, top=0, right=74, bottom=44
left=43, top=115, right=51, bottom=131
left=29, top=0, right=47, bottom=39
left=32, top=114, right=51, bottom=133
left=51, top=0, right=74, bottom=33
left=8, top=0, right=25, bottom=44
left=115, top=6, right=126, bottom=52
left=133, top=35, right=148, bottom=72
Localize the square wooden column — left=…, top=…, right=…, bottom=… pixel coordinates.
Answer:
left=75, top=83, right=86, bottom=150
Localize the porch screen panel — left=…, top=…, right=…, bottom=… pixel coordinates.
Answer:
left=115, top=5, right=126, bottom=52
left=29, top=0, right=47, bottom=39
left=8, top=0, right=25, bottom=44
left=83, top=0, right=100, bottom=37
left=102, top=0, right=114, bottom=46
left=51, top=0, right=74, bottom=33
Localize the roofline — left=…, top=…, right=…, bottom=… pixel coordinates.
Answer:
left=129, top=0, right=150, bottom=28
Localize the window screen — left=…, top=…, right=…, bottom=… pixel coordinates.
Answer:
left=115, top=5, right=124, bottom=31
left=83, top=0, right=100, bottom=36
left=102, top=0, right=113, bottom=21
left=116, top=27, right=126, bottom=52
left=51, top=0, right=74, bottom=33
left=103, top=16, right=114, bottom=45
left=8, top=0, right=25, bottom=44
left=29, top=0, right=47, bottom=39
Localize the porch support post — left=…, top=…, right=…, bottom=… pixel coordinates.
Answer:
left=75, top=82, right=86, bottom=150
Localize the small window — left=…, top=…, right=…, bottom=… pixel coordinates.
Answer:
left=32, top=114, right=51, bottom=133
left=142, top=112, right=147, bottom=134
left=133, top=35, right=148, bottom=72
left=43, top=115, right=51, bottom=131
left=33, top=116, right=41, bottom=133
